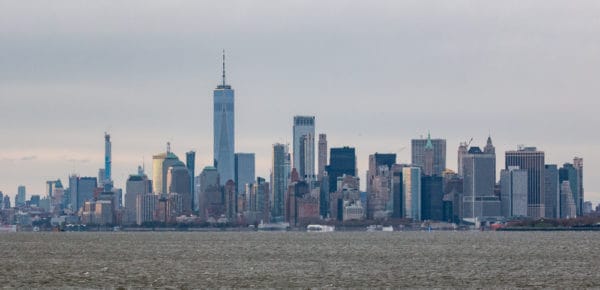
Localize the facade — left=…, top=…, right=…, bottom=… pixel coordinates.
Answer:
left=505, top=147, right=546, bottom=218
left=213, top=52, right=235, bottom=185
left=167, top=161, right=192, bottom=215
left=16, top=186, right=26, bottom=207
left=125, top=169, right=151, bottom=224
left=544, top=164, right=560, bottom=218
left=421, top=176, right=444, bottom=221
left=198, top=166, right=220, bottom=219
left=326, top=147, right=357, bottom=193
left=462, top=143, right=501, bottom=221
left=403, top=167, right=421, bottom=221
left=292, top=116, right=315, bottom=181
left=317, top=134, right=328, bottom=181
left=411, top=134, right=446, bottom=176
left=235, top=153, right=256, bottom=197
left=152, top=144, right=180, bottom=194
left=185, top=151, right=195, bottom=210
left=573, top=157, right=584, bottom=216
left=500, top=167, right=528, bottom=218
left=104, top=132, right=112, bottom=188
left=560, top=181, right=577, bottom=218
left=457, top=142, right=468, bottom=176
left=271, top=143, right=289, bottom=221
left=136, top=193, right=158, bottom=225
left=390, top=164, right=409, bottom=218
left=70, top=177, right=97, bottom=212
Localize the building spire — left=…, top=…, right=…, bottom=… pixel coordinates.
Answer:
left=222, top=49, right=226, bottom=87
left=425, top=130, right=433, bottom=150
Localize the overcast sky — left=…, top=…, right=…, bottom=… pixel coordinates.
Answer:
left=1, top=1, right=599, bottom=205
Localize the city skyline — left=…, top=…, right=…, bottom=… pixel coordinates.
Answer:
left=1, top=1, right=599, bottom=206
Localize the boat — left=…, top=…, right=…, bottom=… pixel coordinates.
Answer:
left=306, top=224, right=335, bottom=232
left=257, top=222, right=290, bottom=231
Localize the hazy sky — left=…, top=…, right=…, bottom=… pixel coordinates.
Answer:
left=1, top=1, right=599, bottom=205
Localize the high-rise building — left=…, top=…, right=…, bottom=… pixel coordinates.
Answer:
left=366, top=153, right=397, bottom=194
left=198, top=166, right=220, bottom=219
left=462, top=141, right=501, bottom=221
left=326, top=147, right=357, bottom=194
left=104, top=132, right=112, bottom=186
left=544, top=164, right=559, bottom=218
left=573, top=157, right=584, bottom=216
left=235, top=153, right=256, bottom=197
left=125, top=167, right=151, bottom=224
left=186, top=151, right=196, bottom=210
left=167, top=161, right=192, bottom=214
left=152, top=143, right=180, bottom=194
left=559, top=162, right=582, bottom=217
left=271, top=143, right=290, bottom=221
left=506, top=146, right=546, bottom=218
left=421, top=175, right=444, bottom=221
left=402, top=167, right=421, bottom=221
left=70, top=177, right=97, bottom=211
left=412, top=134, right=446, bottom=176
left=457, top=142, right=468, bottom=176
left=560, top=181, right=576, bottom=218
left=318, top=134, right=328, bottom=181
left=366, top=153, right=396, bottom=219
left=16, top=185, right=26, bottom=207
left=213, top=51, right=235, bottom=185
left=293, top=116, right=315, bottom=180
left=390, top=164, right=409, bottom=218
left=500, top=166, right=528, bottom=218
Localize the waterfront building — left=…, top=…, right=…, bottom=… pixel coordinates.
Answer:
left=560, top=181, right=577, bottom=218
left=544, top=164, right=560, bottom=218
left=462, top=142, right=501, bottom=222
left=500, top=166, right=528, bottom=218
left=505, top=146, right=546, bottom=218
left=213, top=51, right=235, bottom=185
left=271, top=143, right=290, bottom=221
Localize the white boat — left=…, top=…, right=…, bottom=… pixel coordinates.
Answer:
left=306, top=224, right=335, bottom=232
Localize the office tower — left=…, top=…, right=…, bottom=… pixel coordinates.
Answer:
left=97, top=169, right=105, bottom=186
left=186, top=151, right=195, bottom=210
left=318, top=134, right=328, bottom=181
left=167, top=161, right=192, bottom=214
left=254, top=177, right=270, bottom=223
left=0, top=192, right=3, bottom=209
left=403, top=167, right=421, bottom=221
left=559, top=162, right=582, bottom=217
left=213, top=51, right=235, bottom=184
left=544, top=165, right=560, bottom=218
left=75, top=176, right=98, bottom=212
left=136, top=193, right=158, bottom=225
left=125, top=167, right=151, bottom=224
left=500, top=166, right=528, bottom=218
left=457, top=142, right=468, bottom=176
left=462, top=142, right=501, bottom=221
left=30, top=195, right=41, bottom=207
left=366, top=153, right=396, bottom=219
left=411, top=133, right=446, bottom=176
left=104, top=132, right=112, bottom=185
left=198, top=166, right=220, bottom=219
left=421, top=175, right=444, bottom=221
left=152, top=143, right=180, bottom=194
left=505, top=146, right=546, bottom=218
left=560, top=181, right=576, bottom=218
left=292, top=116, right=315, bottom=180
left=391, top=164, right=409, bottom=218
left=366, top=153, right=397, bottom=194
left=224, top=180, right=236, bottom=220
left=271, top=143, right=290, bottom=221
left=16, top=185, right=26, bottom=207
left=235, top=153, right=256, bottom=197
left=3, top=195, right=10, bottom=209
left=573, top=157, right=584, bottom=216
left=326, top=147, right=357, bottom=193
left=443, top=172, right=463, bottom=223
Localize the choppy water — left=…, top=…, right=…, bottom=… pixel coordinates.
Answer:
left=1, top=231, right=599, bottom=288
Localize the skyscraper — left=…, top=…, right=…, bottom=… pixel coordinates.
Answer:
left=235, top=153, right=256, bottom=196
left=16, top=185, right=26, bottom=207
left=152, top=143, right=180, bottom=194
left=125, top=167, right=151, bottom=224
left=462, top=141, right=501, bottom=221
left=559, top=162, right=581, bottom=217
left=271, top=143, right=290, bottom=221
left=213, top=51, right=235, bottom=185
left=403, top=167, right=421, bottom=221
left=544, top=164, right=559, bottom=218
left=167, top=161, right=192, bottom=214
left=411, top=133, right=446, bottom=176
left=505, top=146, right=546, bottom=218
left=500, top=166, right=528, bottom=218
left=317, top=133, right=328, bottom=181
left=573, top=157, right=584, bottom=216
left=326, top=147, right=357, bottom=194
left=186, top=151, right=195, bottom=209
left=292, top=116, right=315, bottom=180
left=104, top=132, right=112, bottom=185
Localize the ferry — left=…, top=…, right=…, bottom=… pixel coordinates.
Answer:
left=306, top=224, right=335, bottom=232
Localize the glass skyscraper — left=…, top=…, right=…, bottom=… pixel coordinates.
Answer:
left=213, top=52, right=235, bottom=185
